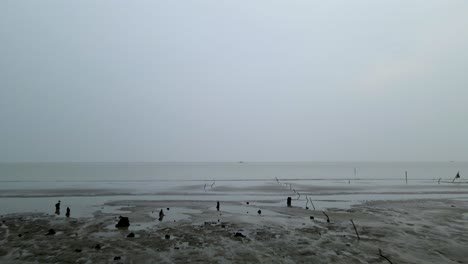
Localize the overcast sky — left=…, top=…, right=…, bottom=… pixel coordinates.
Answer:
left=1, top=0, right=467, bottom=162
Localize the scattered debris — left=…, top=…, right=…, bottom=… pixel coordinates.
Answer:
left=114, top=256, right=121, bottom=261
left=74, top=249, right=82, bottom=253
left=46, top=229, right=56, bottom=235
left=165, top=234, right=170, bottom=239
left=234, top=232, right=246, bottom=237
left=94, top=244, right=101, bottom=250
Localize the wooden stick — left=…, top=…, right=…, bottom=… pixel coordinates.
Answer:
left=379, top=248, right=393, bottom=264
left=350, top=219, right=360, bottom=240
left=309, top=197, right=316, bottom=210
left=322, top=211, right=330, bottom=222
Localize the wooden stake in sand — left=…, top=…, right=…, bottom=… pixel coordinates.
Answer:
left=378, top=248, right=393, bottom=264
left=350, top=219, right=360, bottom=240
left=405, top=171, right=408, bottom=184
left=309, top=197, right=316, bottom=211
left=204, top=184, right=207, bottom=192
left=322, top=212, right=330, bottom=223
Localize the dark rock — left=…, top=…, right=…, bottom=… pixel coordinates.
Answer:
left=257, top=210, right=262, bottom=215
left=167, top=208, right=170, bottom=210
left=221, top=225, right=226, bottom=228
left=174, top=247, right=180, bottom=250
left=115, top=216, right=130, bottom=228
left=114, top=256, right=121, bottom=260
left=94, top=244, right=101, bottom=250
left=234, top=232, right=246, bottom=237
left=74, top=249, right=82, bottom=253
left=246, top=202, right=250, bottom=205
left=165, top=234, right=170, bottom=239
left=47, top=229, right=56, bottom=235
left=310, top=216, right=314, bottom=220
left=451, top=205, right=456, bottom=207
left=127, top=232, right=135, bottom=238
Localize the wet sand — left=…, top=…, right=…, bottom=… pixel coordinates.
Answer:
left=1, top=197, right=467, bottom=264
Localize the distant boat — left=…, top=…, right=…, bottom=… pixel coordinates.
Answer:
left=238, top=161, right=244, bottom=164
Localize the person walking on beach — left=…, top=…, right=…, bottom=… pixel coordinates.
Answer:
left=66, top=207, right=70, bottom=218
left=216, top=201, right=220, bottom=211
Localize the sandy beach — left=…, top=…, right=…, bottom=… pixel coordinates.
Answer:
left=1, top=177, right=467, bottom=264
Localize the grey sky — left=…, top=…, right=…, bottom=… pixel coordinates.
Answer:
left=1, top=0, right=467, bottom=162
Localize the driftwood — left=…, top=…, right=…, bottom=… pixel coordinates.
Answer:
left=378, top=248, right=393, bottom=264
left=350, top=219, right=360, bottom=240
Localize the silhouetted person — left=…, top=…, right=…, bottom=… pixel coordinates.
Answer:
left=66, top=207, right=70, bottom=218
left=257, top=210, right=262, bottom=215
left=216, top=201, right=220, bottom=211
left=158, top=209, right=165, bottom=221
left=55, top=200, right=61, bottom=215
left=287, top=197, right=292, bottom=207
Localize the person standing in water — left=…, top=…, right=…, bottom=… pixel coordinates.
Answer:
left=55, top=200, right=61, bottom=215
left=66, top=207, right=70, bottom=218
